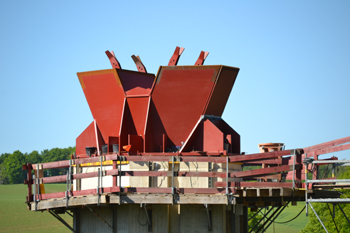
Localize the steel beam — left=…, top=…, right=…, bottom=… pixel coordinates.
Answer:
left=49, top=210, right=76, bottom=233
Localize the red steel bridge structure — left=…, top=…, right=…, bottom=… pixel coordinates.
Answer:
left=23, top=47, right=350, bottom=233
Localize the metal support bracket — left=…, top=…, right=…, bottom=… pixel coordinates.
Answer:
left=49, top=210, right=76, bottom=233
left=105, top=50, right=121, bottom=69
left=131, top=55, right=147, bottom=73
left=168, top=46, right=185, bottom=66
left=194, top=51, right=209, bottom=65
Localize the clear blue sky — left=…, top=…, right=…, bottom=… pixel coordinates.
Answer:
left=1, top=1, right=349, bottom=159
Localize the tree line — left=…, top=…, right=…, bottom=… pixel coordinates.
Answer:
left=0, top=147, right=75, bottom=184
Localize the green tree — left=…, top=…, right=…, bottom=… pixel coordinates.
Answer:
left=26, top=150, right=42, bottom=164
left=0, top=153, right=11, bottom=164
left=0, top=153, right=11, bottom=184
left=41, top=147, right=75, bottom=177
left=0, top=163, right=9, bottom=184
left=1, top=150, right=26, bottom=184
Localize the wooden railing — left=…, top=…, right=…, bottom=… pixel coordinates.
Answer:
left=23, top=149, right=306, bottom=203
left=22, top=136, right=350, bottom=205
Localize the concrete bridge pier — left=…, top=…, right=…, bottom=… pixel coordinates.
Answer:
left=72, top=204, right=248, bottom=233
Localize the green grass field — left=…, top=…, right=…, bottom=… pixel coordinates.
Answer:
left=0, top=184, right=72, bottom=233
left=263, top=203, right=309, bottom=233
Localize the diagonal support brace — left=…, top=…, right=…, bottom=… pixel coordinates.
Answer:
left=309, top=203, right=329, bottom=233
left=86, top=205, right=113, bottom=230
left=49, top=210, right=76, bottom=233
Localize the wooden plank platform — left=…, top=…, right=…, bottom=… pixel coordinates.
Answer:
left=28, top=187, right=312, bottom=211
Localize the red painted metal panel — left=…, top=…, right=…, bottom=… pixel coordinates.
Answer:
left=203, top=119, right=224, bottom=152
left=204, top=66, right=239, bottom=116
left=126, top=97, right=149, bottom=140
left=212, top=119, right=240, bottom=154
left=150, top=66, right=221, bottom=150
left=77, top=69, right=125, bottom=144
left=128, top=135, right=143, bottom=153
left=76, top=121, right=96, bottom=156
left=116, top=69, right=154, bottom=96
left=119, top=98, right=129, bottom=152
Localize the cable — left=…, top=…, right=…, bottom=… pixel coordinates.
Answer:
left=274, top=206, right=305, bottom=224
left=137, top=207, right=148, bottom=226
